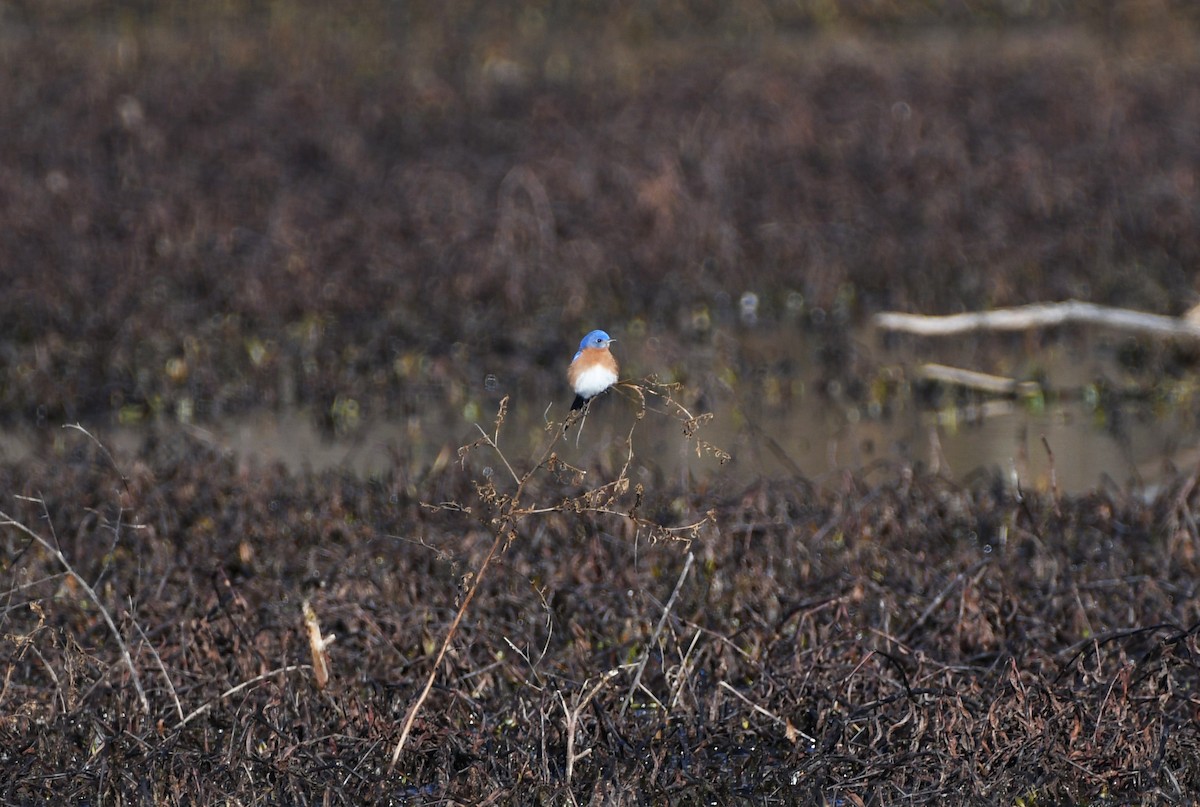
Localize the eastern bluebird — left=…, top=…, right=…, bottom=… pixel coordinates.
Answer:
left=568, top=329, right=619, bottom=411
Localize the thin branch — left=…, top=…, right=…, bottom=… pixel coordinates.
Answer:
left=132, top=612, right=183, bottom=723
left=917, top=363, right=1041, bottom=396
left=474, top=424, right=520, bottom=487
left=176, top=664, right=309, bottom=728
left=389, top=524, right=509, bottom=769
left=622, top=552, right=694, bottom=716
left=1041, top=435, right=1061, bottom=517
left=668, top=629, right=704, bottom=710
left=718, top=680, right=816, bottom=744
left=560, top=669, right=620, bottom=789
left=62, top=423, right=131, bottom=494
left=390, top=379, right=724, bottom=769
left=0, top=506, right=150, bottom=714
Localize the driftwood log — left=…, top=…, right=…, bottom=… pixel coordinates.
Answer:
left=874, top=300, right=1200, bottom=339
left=916, top=363, right=1042, bottom=396
left=874, top=300, right=1200, bottom=396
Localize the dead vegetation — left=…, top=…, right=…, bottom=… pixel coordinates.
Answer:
left=2, top=410, right=1200, bottom=803
left=2, top=7, right=1200, bottom=426
left=4, top=4, right=1200, bottom=805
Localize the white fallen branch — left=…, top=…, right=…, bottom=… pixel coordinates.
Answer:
left=874, top=300, right=1200, bottom=339
left=917, top=363, right=1042, bottom=396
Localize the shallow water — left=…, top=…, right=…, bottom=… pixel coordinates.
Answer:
left=1, top=327, right=1192, bottom=496
left=0, top=381, right=1190, bottom=498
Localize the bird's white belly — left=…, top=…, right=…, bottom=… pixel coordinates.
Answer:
left=573, top=365, right=618, bottom=398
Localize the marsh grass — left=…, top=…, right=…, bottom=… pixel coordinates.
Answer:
left=5, top=4, right=1200, bottom=803
left=4, top=413, right=1200, bottom=802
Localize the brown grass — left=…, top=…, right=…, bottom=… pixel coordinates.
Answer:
left=1, top=8, right=1200, bottom=426
left=4, top=5, right=1200, bottom=804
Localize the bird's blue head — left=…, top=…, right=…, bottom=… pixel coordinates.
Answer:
left=577, top=329, right=613, bottom=353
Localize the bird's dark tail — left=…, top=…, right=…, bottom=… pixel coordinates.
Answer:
left=570, top=394, right=586, bottom=412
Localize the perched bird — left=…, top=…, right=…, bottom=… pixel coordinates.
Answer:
left=568, top=329, right=619, bottom=411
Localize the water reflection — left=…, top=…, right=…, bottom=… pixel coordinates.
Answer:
left=0, top=326, right=1193, bottom=496
left=0, top=389, right=1191, bottom=497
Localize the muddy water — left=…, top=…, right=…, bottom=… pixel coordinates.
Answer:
left=0, top=380, right=1190, bottom=498
left=0, top=329, right=1192, bottom=496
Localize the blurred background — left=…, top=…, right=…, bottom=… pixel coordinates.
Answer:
left=2, top=0, right=1200, bottom=490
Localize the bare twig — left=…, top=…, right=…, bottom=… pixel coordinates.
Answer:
left=1, top=503, right=150, bottom=714
left=501, top=583, right=553, bottom=689
left=388, top=524, right=509, bottom=769
left=668, top=629, right=704, bottom=710
left=390, top=394, right=577, bottom=769
left=622, top=551, right=694, bottom=716
left=1, top=603, right=62, bottom=713
left=917, top=363, right=1042, bottom=397
left=62, top=423, right=131, bottom=494
left=132, top=613, right=183, bottom=723
left=176, top=664, right=309, bottom=728
left=389, top=380, right=724, bottom=770
left=1041, top=435, right=1061, bottom=517
left=718, top=680, right=815, bottom=745
left=560, top=669, right=620, bottom=789
left=474, top=424, right=520, bottom=487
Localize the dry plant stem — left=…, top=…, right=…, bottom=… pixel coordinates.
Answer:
left=62, top=423, right=129, bottom=490
left=901, top=556, right=992, bottom=645
left=390, top=396, right=568, bottom=769
left=1170, top=465, right=1200, bottom=557
left=718, top=680, right=816, bottom=745
left=0, top=604, right=44, bottom=709
left=502, top=636, right=544, bottom=689
left=302, top=600, right=334, bottom=691
left=26, top=642, right=65, bottom=713
left=388, top=523, right=509, bottom=770
left=176, top=664, right=309, bottom=728
left=475, top=421, right=520, bottom=486
left=668, top=629, right=704, bottom=710
left=917, top=363, right=1029, bottom=395
left=393, top=405, right=592, bottom=767
left=1041, top=435, right=1061, bottom=517
left=621, top=551, right=694, bottom=716
left=132, top=613, right=184, bottom=723
left=390, top=384, right=722, bottom=770
left=0, top=503, right=150, bottom=714
left=560, top=669, right=620, bottom=792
